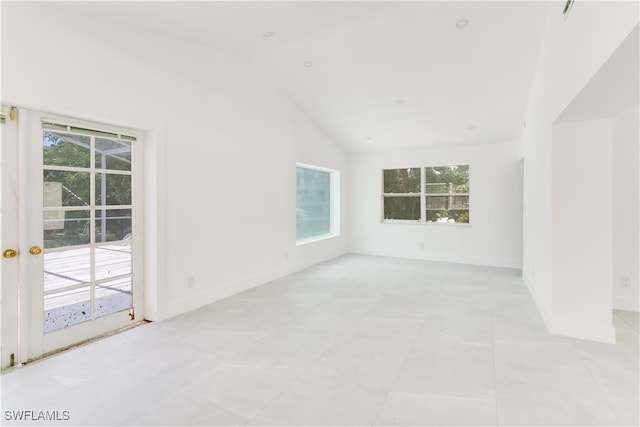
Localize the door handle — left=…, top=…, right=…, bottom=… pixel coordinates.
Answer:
left=29, top=246, right=43, bottom=256
left=3, top=249, right=18, bottom=258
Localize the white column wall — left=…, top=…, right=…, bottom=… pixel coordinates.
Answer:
left=552, top=119, right=614, bottom=342
left=612, top=103, right=640, bottom=312
left=522, top=1, right=638, bottom=340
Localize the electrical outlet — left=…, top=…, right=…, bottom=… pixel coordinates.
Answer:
left=620, top=277, right=631, bottom=289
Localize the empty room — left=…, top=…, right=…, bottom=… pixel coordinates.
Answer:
left=1, top=1, right=638, bottom=426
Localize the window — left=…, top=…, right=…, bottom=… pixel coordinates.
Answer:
left=383, top=168, right=421, bottom=220
left=425, top=165, right=469, bottom=223
left=296, top=163, right=340, bottom=242
left=41, top=120, right=139, bottom=332
left=383, top=165, right=470, bottom=224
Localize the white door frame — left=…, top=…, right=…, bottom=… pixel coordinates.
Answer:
left=1, top=106, right=20, bottom=369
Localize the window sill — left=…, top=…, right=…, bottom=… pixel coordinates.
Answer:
left=382, top=220, right=471, bottom=227
left=296, top=233, right=340, bottom=246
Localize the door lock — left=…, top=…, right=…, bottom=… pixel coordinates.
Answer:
left=3, top=249, right=18, bottom=259
left=29, top=246, right=43, bottom=255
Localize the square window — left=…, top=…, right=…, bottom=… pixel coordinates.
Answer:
left=296, top=164, right=340, bottom=242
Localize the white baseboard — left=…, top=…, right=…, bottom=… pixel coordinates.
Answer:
left=161, top=265, right=291, bottom=320
left=613, top=296, right=640, bottom=312
left=160, top=249, right=349, bottom=321
left=550, top=316, right=616, bottom=344
left=523, top=272, right=616, bottom=343
left=349, top=247, right=522, bottom=269
left=522, top=271, right=553, bottom=328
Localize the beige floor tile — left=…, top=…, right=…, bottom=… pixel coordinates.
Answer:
left=374, top=392, right=496, bottom=426
left=1, top=254, right=636, bottom=427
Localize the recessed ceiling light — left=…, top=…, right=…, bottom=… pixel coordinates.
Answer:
left=303, top=61, right=313, bottom=68
left=456, top=19, right=469, bottom=29
left=262, top=32, right=275, bottom=38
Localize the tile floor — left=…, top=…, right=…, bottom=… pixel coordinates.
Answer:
left=1, top=254, right=638, bottom=426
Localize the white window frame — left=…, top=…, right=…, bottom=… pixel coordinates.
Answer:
left=381, top=167, right=422, bottom=222
left=382, top=165, right=470, bottom=225
left=296, top=162, right=340, bottom=245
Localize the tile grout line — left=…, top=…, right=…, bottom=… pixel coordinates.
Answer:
left=489, top=274, right=500, bottom=427
left=242, top=275, right=386, bottom=425
left=126, top=275, right=348, bottom=426
left=568, top=327, right=629, bottom=426
left=369, top=269, right=449, bottom=426
left=614, top=310, right=640, bottom=333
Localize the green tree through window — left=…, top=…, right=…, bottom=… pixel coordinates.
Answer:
left=383, top=165, right=470, bottom=223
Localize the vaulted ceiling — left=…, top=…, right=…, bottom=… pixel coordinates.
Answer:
left=51, top=1, right=552, bottom=153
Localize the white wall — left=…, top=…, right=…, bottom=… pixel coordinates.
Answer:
left=1, top=3, right=348, bottom=321
left=522, top=2, right=638, bottom=341
left=613, top=103, right=640, bottom=312
left=552, top=119, right=614, bottom=342
left=349, top=141, right=523, bottom=268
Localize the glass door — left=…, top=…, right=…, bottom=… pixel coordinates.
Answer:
left=39, top=114, right=144, bottom=356
left=1, top=107, right=144, bottom=365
